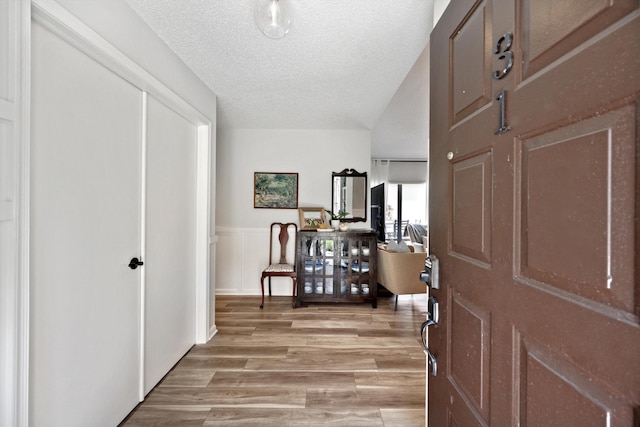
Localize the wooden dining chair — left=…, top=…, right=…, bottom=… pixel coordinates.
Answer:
left=260, top=222, right=298, bottom=309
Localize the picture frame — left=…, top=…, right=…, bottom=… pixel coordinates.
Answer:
left=254, top=172, right=299, bottom=209
left=298, top=207, right=326, bottom=230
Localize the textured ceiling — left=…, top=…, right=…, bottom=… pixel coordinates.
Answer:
left=125, top=0, right=433, bottom=130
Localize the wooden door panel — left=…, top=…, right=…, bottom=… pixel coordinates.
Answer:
left=514, top=14, right=640, bottom=134
left=520, top=0, right=638, bottom=78
left=450, top=150, right=493, bottom=266
left=518, top=105, right=637, bottom=313
left=515, top=333, right=633, bottom=426
left=430, top=0, right=640, bottom=425
left=451, top=0, right=493, bottom=125
left=449, top=290, right=491, bottom=422
left=447, top=402, right=486, bottom=427
left=506, top=277, right=640, bottom=403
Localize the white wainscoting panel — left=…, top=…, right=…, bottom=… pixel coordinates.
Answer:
left=215, top=227, right=297, bottom=296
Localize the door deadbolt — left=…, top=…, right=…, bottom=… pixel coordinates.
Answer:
left=420, top=254, right=440, bottom=290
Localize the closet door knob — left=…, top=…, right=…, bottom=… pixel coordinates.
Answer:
left=128, top=257, right=144, bottom=270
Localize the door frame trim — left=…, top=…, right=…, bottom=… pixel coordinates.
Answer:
left=1, top=1, right=32, bottom=426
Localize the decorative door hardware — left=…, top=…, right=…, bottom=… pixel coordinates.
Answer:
left=492, top=32, right=513, bottom=80
left=495, top=89, right=511, bottom=135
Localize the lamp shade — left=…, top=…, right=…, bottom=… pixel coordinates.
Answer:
left=254, top=0, right=292, bottom=39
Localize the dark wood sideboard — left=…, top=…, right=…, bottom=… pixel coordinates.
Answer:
left=296, top=229, right=377, bottom=308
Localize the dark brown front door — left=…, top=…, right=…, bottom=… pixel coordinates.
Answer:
left=429, top=0, right=640, bottom=425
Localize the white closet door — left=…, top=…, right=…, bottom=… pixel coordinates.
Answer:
left=144, top=95, right=197, bottom=393
left=30, top=22, right=142, bottom=427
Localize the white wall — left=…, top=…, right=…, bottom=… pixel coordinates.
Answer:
left=371, top=43, right=430, bottom=160
left=54, top=0, right=216, bottom=119
left=433, top=0, right=452, bottom=29
left=216, top=129, right=371, bottom=295
left=371, top=0, right=451, bottom=161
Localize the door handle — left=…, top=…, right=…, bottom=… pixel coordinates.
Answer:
left=128, top=257, right=144, bottom=270
left=426, top=348, right=437, bottom=376
left=421, top=319, right=435, bottom=349
left=421, top=319, right=438, bottom=376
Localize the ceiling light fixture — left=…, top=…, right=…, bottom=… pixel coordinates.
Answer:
left=254, top=0, right=292, bottom=39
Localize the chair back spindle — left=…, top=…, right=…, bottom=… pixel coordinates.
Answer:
left=278, top=226, right=290, bottom=264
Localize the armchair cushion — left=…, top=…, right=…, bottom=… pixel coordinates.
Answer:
left=386, top=239, right=410, bottom=253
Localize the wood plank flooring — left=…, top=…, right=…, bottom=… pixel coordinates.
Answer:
left=121, top=291, right=427, bottom=426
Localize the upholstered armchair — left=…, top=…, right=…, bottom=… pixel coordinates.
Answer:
left=377, top=244, right=428, bottom=310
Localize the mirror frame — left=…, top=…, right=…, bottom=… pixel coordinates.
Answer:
left=331, top=168, right=368, bottom=223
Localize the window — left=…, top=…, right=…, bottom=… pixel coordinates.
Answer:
left=386, top=182, right=427, bottom=241
left=372, top=160, right=428, bottom=242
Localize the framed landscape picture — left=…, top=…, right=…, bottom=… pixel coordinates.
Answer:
left=254, top=172, right=299, bottom=209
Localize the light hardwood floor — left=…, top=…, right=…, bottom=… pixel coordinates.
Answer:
left=121, top=291, right=427, bottom=426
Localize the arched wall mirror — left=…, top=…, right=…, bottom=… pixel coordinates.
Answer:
left=331, top=168, right=367, bottom=223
